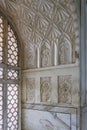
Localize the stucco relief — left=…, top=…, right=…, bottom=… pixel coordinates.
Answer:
left=26, top=78, right=35, bottom=103
left=40, top=77, right=52, bottom=103
left=58, top=75, right=72, bottom=104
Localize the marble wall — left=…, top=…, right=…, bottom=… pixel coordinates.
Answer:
left=22, top=64, right=80, bottom=130
left=0, top=0, right=80, bottom=130
left=22, top=64, right=79, bottom=107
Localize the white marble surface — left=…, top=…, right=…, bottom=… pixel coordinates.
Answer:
left=22, top=109, right=77, bottom=130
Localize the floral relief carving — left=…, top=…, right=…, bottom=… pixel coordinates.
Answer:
left=40, top=77, right=52, bottom=103
left=58, top=75, right=72, bottom=104
left=26, top=78, right=35, bottom=103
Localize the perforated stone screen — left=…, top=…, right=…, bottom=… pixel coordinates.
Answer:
left=0, top=14, right=20, bottom=130
left=0, top=17, right=3, bottom=63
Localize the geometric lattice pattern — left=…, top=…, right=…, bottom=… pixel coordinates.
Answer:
left=8, top=25, right=18, bottom=66
left=0, top=84, right=3, bottom=130
left=7, top=84, right=18, bottom=130
left=8, top=69, right=18, bottom=80
left=0, top=17, right=3, bottom=63
left=0, top=14, right=19, bottom=130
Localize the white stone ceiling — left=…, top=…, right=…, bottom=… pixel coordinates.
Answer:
left=0, top=0, right=79, bottom=69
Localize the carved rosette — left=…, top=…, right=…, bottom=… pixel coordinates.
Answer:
left=58, top=75, right=72, bottom=104
left=26, top=78, right=35, bottom=103
left=40, top=77, right=52, bottom=103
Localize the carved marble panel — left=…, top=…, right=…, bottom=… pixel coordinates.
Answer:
left=41, top=41, right=51, bottom=67
left=40, top=77, right=52, bottom=103
left=58, top=75, right=72, bottom=104
left=26, top=78, right=35, bottom=103
left=59, top=37, right=72, bottom=64
left=25, top=43, right=36, bottom=69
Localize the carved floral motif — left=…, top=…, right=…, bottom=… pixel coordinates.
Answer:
left=58, top=75, right=72, bottom=104
left=26, top=78, right=35, bottom=103
left=40, top=77, right=52, bottom=103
